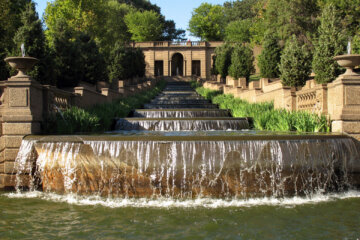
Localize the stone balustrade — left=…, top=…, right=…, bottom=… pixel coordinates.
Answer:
left=0, top=74, right=160, bottom=189
left=205, top=74, right=360, bottom=139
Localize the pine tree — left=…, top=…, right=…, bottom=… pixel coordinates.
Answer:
left=312, top=4, right=346, bottom=84
left=258, top=31, right=282, bottom=78
left=13, top=1, right=55, bottom=84
left=279, top=35, right=312, bottom=87
left=215, top=43, right=233, bottom=78
left=228, top=43, right=254, bottom=81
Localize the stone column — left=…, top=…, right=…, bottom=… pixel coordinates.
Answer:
left=328, top=74, right=360, bottom=140
left=0, top=74, right=43, bottom=189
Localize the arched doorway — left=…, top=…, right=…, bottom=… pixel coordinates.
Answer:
left=171, top=53, right=183, bottom=76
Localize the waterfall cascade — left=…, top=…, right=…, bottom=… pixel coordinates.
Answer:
left=13, top=81, right=360, bottom=198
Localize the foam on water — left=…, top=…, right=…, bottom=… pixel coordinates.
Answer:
left=3, top=190, right=360, bottom=209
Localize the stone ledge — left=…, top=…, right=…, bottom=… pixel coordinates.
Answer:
left=3, top=122, right=41, bottom=135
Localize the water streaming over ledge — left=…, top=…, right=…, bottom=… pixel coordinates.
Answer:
left=12, top=81, right=360, bottom=202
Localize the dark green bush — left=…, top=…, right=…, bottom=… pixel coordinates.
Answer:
left=312, top=4, right=346, bottom=84
left=258, top=31, right=282, bottom=78
left=279, top=35, right=312, bottom=87
left=108, top=43, right=146, bottom=81
left=214, top=43, right=233, bottom=78
left=228, top=43, right=254, bottom=81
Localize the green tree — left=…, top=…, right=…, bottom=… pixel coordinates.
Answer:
left=225, top=19, right=252, bottom=43
left=223, top=0, right=259, bottom=22
left=258, top=31, right=282, bottom=78
left=0, top=0, right=31, bottom=79
left=124, top=10, right=164, bottom=41
left=188, top=3, right=225, bottom=41
left=160, top=19, right=186, bottom=41
left=215, top=43, right=233, bottom=78
left=228, top=44, right=255, bottom=80
left=108, top=43, right=145, bottom=81
left=13, top=2, right=55, bottom=84
left=279, top=35, right=312, bottom=87
left=312, top=4, right=346, bottom=84
left=317, top=0, right=360, bottom=36
left=265, top=0, right=319, bottom=43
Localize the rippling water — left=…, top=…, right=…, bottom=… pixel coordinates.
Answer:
left=1, top=191, right=360, bottom=239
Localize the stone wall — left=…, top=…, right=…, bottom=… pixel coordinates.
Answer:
left=0, top=74, right=160, bottom=189
left=204, top=74, right=360, bottom=139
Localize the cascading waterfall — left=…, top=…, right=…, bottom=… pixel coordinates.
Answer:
left=12, top=81, right=360, bottom=199
left=115, top=118, right=249, bottom=131
left=14, top=136, right=360, bottom=198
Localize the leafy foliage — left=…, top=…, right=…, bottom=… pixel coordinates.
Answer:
left=214, top=43, right=233, bottom=78
left=258, top=31, right=282, bottom=78
left=13, top=2, right=55, bottom=84
left=279, top=35, right=312, bottom=87
left=0, top=0, right=31, bottom=80
left=225, top=19, right=252, bottom=43
left=125, top=10, right=164, bottom=42
left=108, top=43, right=145, bottom=81
left=312, top=4, right=346, bottom=84
left=188, top=3, right=226, bottom=41
left=228, top=44, right=254, bottom=80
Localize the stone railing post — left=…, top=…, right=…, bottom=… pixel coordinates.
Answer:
left=328, top=74, right=360, bottom=139
left=1, top=57, right=43, bottom=189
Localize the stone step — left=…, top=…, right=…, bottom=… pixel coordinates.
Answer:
left=132, top=109, right=231, bottom=118
left=115, top=117, right=249, bottom=131
left=144, top=103, right=218, bottom=109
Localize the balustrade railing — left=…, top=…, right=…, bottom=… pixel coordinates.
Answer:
left=43, top=85, right=76, bottom=115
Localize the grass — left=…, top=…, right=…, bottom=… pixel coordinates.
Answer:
left=193, top=85, right=330, bottom=133
left=45, top=80, right=166, bottom=134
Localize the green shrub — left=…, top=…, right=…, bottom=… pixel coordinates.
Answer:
left=312, top=4, right=346, bottom=84
left=228, top=43, right=254, bottom=81
left=194, top=86, right=330, bottom=133
left=279, top=35, right=312, bottom=87
left=258, top=31, right=282, bottom=78
left=215, top=43, right=233, bottom=78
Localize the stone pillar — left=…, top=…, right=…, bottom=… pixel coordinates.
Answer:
left=1, top=74, right=43, bottom=189
left=328, top=74, right=360, bottom=140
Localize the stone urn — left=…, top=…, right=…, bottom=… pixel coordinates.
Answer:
left=333, top=54, right=360, bottom=76
left=4, top=56, right=39, bottom=78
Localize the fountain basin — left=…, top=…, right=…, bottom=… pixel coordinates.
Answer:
left=15, top=132, right=360, bottom=198
left=4, top=56, right=39, bottom=78
left=333, top=54, right=360, bottom=75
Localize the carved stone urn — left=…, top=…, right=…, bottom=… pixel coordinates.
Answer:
left=4, top=56, right=39, bottom=78
left=333, top=54, right=360, bottom=76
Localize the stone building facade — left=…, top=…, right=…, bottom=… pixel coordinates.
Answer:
left=133, top=41, right=223, bottom=79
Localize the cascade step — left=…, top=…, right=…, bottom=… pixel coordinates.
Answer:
left=144, top=103, right=218, bottom=109
left=132, top=109, right=231, bottom=118
left=115, top=117, right=249, bottom=131
left=150, top=99, right=210, bottom=105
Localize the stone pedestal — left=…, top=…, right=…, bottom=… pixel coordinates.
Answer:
left=328, top=74, right=360, bottom=139
left=0, top=75, right=43, bottom=189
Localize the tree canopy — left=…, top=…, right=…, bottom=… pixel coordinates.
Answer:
left=188, top=3, right=226, bottom=41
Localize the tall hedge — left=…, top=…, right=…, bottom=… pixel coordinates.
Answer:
left=228, top=43, right=254, bottom=80
left=279, top=35, right=312, bottom=87
left=215, top=43, right=233, bottom=78
left=108, top=43, right=146, bottom=81
left=258, top=31, right=282, bottom=78
left=312, top=4, right=346, bottom=84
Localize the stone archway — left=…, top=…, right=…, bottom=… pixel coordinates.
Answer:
left=171, top=53, right=184, bottom=76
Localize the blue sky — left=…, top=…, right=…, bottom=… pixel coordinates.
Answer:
left=33, top=0, right=228, bottom=40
